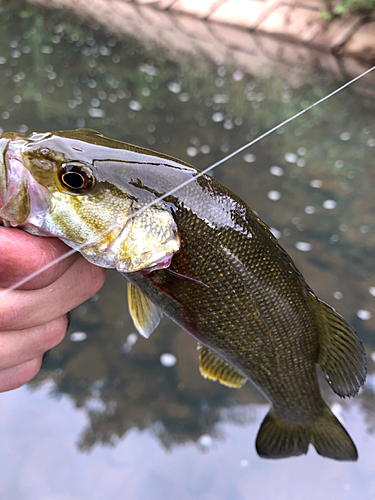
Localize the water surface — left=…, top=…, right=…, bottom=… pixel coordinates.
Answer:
left=0, top=1, right=375, bottom=499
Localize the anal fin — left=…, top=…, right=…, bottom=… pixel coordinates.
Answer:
left=198, top=344, right=247, bottom=388
left=308, top=293, right=366, bottom=397
left=127, top=282, right=163, bottom=338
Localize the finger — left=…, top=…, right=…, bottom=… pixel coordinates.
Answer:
left=0, top=256, right=106, bottom=331
left=0, top=227, right=79, bottom=290
left=0, top=356, right=43, bottom=393
left=0, top=315, right=68, bottom=371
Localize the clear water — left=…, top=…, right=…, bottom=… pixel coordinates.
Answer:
left=0, top=1, right=375, bottom=498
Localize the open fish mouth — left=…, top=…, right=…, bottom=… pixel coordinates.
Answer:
left=0, top=135, right=52, bottom=229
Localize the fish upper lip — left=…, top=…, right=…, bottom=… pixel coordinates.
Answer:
left=0, top=140, right=24, bottom=226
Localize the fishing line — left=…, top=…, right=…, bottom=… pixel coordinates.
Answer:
left=1, top=64, right=374, bottom=297
left=126, top=65, right=375, bottom=220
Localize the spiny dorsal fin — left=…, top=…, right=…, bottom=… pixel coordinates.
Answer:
left=127, top=282, right=163, bottom=338
left=308, top=293, right=367, bottom=397
left=198, top=344, right=247, bottom=388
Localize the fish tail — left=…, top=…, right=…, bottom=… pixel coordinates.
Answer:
left=256, top=406, right=357, bottom=461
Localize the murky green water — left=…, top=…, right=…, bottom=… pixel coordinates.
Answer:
left=1, top=1, right=375, bottom=498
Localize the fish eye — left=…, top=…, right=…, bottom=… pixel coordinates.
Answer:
left=59, top=163, right=95, bottom=192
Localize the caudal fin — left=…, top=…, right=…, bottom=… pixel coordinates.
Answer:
left=256, top=406, right=357, bottom=461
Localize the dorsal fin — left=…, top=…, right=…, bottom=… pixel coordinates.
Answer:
left=308, top=293, right=367, bottom=397
left=127, top=282, right=163, bottom=338
left=198, top=344, right=247, bottom=388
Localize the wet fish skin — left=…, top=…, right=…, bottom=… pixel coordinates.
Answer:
left=0, top=129, right=366, bottom=461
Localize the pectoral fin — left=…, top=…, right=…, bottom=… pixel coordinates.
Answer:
left=127, top=282, right=163, bottom=338
left=308, top=293, right=366, bottom=397
left=198, top=344, right=247, bottom=388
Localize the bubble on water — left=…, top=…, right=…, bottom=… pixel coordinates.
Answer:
left=270, top=227, right=281, bottom=239
left=167, top=82, right=181, bottom=94
left=232, top=69, right=243, bottom=81
left=362, top=126, right=371, bottom=134
left=297, top=158, right=306, bottom=167
left=329, top=234, right=339, bottom=244
left=1, top=112, right=10, bottom=120
left=126, top=333, right=138, bottom=347
left=70, top=331, right=88, bottom=342
left=117, top=89, right=129, bottom=99
left=0, top=57, right=6, bottom=64
left=333, top=291, right=343, bottom=300
left=13, top=95, right=22, bottom=104
left=270, top=166, right=284, bottom=176
left=268, top=191, right=281, bottom=201
left=186, top=146, right=198, bottom=157
left=18, top=124, right=28, bottom=134
left=112, top=54, right=120, bottom=63
left=367, top=138, right=375, bottom=147
left=147, top=123, right=156, bottom=133
left=243, top=153, right=256, bottom=163
left=199, top=434, right=212, bottom=447
left=200, top=145, right=210, bottom=154
left=357, top=310, right=372, bottom=320
left=212, top=112, right=224, bottom=123
left=142, top=87, right=151, bottom=97
left=215, top=77, right=224, bottom=88
left=304, top=206, right=315, bottom=214
left=139, top=63, right=158, bottom=76
left=340, top=132, right=351, bottom=141
left=41, top=46, right=53, bottom=54
left=160, top=353, right=177, bottom=367
left=334, top=160, right=344, bottom=169
left=360, top=225, right=369, bottom=234
left=369, top=287, right=375, bottom=297
left=90, top=98, right=100, bottom=107
left=295, top=241, right=312, bottom=252
left=323, top=200, right=337, bottom=210
left=224, top=119, right=233, bottom=130
left=284, top=152, right=297, bottom=163
left=179, top=92, right=190, bottom=102
left=310, top=179, right=322, bottom=188
left=88, top=108, right=105, bottom=118
left=213, top=94, right=229, bottom=104
left=297, top=147, right=306, bottom=156
left=11, top=50, right=21, bottom=58
left=129, top=100, right=142, bottom=111
left=339, top=224, right=347, bottom=232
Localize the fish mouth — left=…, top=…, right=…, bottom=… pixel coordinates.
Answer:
left=0, top=136, right=11, bottom=214
left=0, top=135, right=51, bottom=228
left=0, top=137, right=27, bottom=226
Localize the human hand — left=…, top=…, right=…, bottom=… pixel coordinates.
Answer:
left=0, top=227, right=106, bottom=392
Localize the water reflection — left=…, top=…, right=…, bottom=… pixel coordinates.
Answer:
left=0, top=0, right=375, bottom=469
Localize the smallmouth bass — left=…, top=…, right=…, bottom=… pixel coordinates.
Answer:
left=0, top=129, right=366, bottom=461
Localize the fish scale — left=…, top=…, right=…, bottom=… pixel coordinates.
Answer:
left=0, top=128, right=366, bottom=461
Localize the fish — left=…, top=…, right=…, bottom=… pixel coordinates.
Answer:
left=0, top=128, right=367, bottom=461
